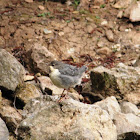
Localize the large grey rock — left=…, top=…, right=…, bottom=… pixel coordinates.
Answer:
left=95, top=96, right=121, bottom=119
left=31, top=43, right=57, bottom=74
left=90, top=63, right=140, bottom=98
left=0, top=49, right=25, bottom=91
left=18, top=96, right=117, bottom=140
left=94, top=96, right=140, bottom=136
left=114, top=113, right=140, bottom=135
left=120, top=101, right=140, bottom=116
left=0, top=118, right=9, bottom=140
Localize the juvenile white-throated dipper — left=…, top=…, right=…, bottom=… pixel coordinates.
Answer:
left=49, top=60, right=87, bottom=100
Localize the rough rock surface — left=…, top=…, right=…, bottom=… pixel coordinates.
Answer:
left=0, top=98, right=22, bottom=132
left=18, top=96, right=117, bottom=140
left=0, top=117, right=9, bottom=140
left=95, top=96, right=121, bottom=119
left=125, top=92, right=140, bottom=105
left=15, top=83, right=41, bottom=104
left=129, top=1, right=140, bottom=22
left=105, top=30, right=114, bottom=42
left=114, top=113, right=140, bottom=135
left=90, top=63, right=140, bottom=99
left=134, top=55, right=140, bottom=67
left=31, top=43, right=57, bottom=74
left=0, top=49, right=25, bottom=91
left=96, top=47, right=112, bottom=56
left=120, top=101, right=140, bottom=116
left=124, top=1, right=140, bottom=22
left=95, top=96, right=140, bottom=136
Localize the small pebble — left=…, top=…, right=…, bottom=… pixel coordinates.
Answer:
left=25, top=0, right=33, bottom=3
left=43, top=29, right=52, bottom=34
left=38, top=5, right=45, bottom=11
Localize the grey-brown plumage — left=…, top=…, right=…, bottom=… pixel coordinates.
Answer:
left=49, top=60, right=87, bottom=89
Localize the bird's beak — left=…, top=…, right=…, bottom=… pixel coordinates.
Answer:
left=49, top=66, right=54, bottom=73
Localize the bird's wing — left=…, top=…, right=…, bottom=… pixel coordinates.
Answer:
left=58, top=64, right=79, bottom=76
left=58, top=74, right=75, bottom=88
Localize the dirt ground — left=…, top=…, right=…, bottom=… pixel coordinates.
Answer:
left=0, top=0, right=140, bottom=72
left=0, top=0, right=140, bottom=139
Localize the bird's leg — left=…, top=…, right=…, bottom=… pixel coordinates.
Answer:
left=58, top=89, right=69, bottom=102
left=61, top=89, right=66, bottom=97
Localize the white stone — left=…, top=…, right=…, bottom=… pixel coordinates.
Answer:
left=120, top=101, right=140, bottom=116
left=95, top=96, right=121, bottom=119
left=130, top=1, right=140, bottom=22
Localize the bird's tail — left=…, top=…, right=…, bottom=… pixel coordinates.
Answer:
left=79, top=65, right=88, bottom=76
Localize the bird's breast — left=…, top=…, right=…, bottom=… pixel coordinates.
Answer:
left=49, top=69, right=63, bottom=88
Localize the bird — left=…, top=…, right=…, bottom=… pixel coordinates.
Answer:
left=49, top=60, right=87, bottom=100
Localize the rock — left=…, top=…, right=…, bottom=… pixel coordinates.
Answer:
left=86, top=25, right=93, bottom=33
left=58, top=32, right=64, bottom=36
left=129, top=2, right=140, bottom=22
left=92, top=5, right=100, bottom=9
left=131, top=32, right=140, bottom=44
left=101, top=20, right=108, bottom=26
left=24, top=75, right=34, bottom=81
left=31, top=43, right=57, bottom=74
left=105, top=30, right=114, bottom=42
left=86, top=17, right=93, bottom=22
left=15, top=83, right=41, bottom=104
left=43, top=29, right=52, bottom=34
left=97, top=37, right=109, bottom=48
left=96, top=47, right=112, bottom=56
left=124, top=1, right=140, bottom=22
left=85, top=24, right=96, bottom=33
left=95, top=96, right=121, bottom=119
left=107, top=21, right=116, bottom=29
left=125, top=92, right=140, bottom=105
left=109, top=0, right=115, bottom=2
left=78, top=0, right=89, bottom=10
left=0, top=49, right=25, bottom=91
left=114, top=113, right=140, bottom=135
left=118, top=132, right=140, bottom=140
left=93, top=0, right=105, bottom=6
left=94, top=97, right=140, bottom=136
left=0, top=98, right=22, bottom=133
left=119, top=24, right=127, bottom=32
left=90, top=63, right=140, bottom=98
left=133, top=55, right=140, bottom=67
left=18, top=96, right=117, bottom=140
left=0, top=90, right=2, bottom=105
left=0, top=117, right=9, bottom=140
left=38, top=5, right=45, bottom=11
left=120, top=101, right=140, bottom=116
left=67, top=89, right=84, bottom=101
left=117, top=11, right=123, bottom=18
left=116, top=53, right=122, bottom=58
left=113, top=0, right=134, bottom=9
left=66, top=0, right=72, bottom=6
left=25, top=0, right=33, bottom=3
